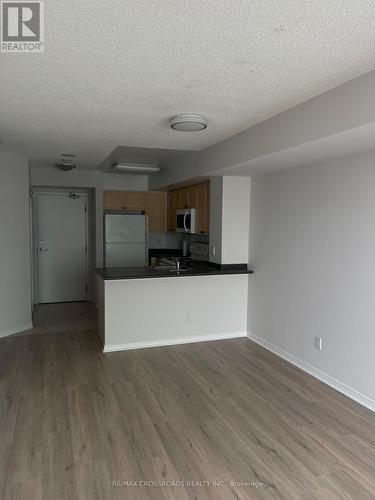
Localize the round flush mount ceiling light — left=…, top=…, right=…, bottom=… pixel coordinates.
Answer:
left=170, top=114, right=208, bottom=132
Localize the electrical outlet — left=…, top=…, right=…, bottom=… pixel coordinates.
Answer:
left=314, top=336, right=323, bottom=350
left=185, top=313, right=191, bottom=323
left=211, top=245, right=216, bottom=256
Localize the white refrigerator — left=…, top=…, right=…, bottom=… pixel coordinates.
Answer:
left=104, top=212, right=148, bottom=267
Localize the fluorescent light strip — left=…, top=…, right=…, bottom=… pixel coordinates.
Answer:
left=112, top=163, right=160, bottom=174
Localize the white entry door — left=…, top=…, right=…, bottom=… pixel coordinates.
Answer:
left=36, top=193, right=87, bottom=303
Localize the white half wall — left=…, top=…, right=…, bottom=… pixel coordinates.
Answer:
left=0, top=152, right=32, bottom=337
left=102, top=274, right=249, bottom=352
left=249, top=148, right=375, bottom=408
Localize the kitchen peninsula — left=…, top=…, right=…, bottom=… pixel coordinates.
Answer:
left=97, top=262, right=253, bottom=352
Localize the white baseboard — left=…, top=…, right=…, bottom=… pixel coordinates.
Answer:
left=0, top=322, right=33, bottom=339
left=103, top=331, right=247, bottom=353
left=247, top=332, right=375, bottom=413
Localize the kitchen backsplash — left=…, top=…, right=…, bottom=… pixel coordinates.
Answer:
left=149, top=232, right=209, bottom=249
left=149, top=232, right=182, bottom=249
left=187, top=233, right=209, bottom=244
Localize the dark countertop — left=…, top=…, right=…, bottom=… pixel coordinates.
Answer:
left=97, top=261, right=254, bottom=281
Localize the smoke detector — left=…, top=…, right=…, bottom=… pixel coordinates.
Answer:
left=56, top=162, right=76, bottom=171
left=56, top=154, right=76, bottom=171
left=170, top=114, right=208, bottom=132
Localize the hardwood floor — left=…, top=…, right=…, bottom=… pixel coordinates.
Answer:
left=15, top=302, right=98, bottom=337
left=1, top=309, right=375, bottom=499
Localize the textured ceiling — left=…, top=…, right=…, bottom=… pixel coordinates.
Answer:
left=1, top=0, right=375, bottom=170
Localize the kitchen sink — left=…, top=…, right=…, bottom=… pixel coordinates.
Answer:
left=152, top=265, right=192, bottom=273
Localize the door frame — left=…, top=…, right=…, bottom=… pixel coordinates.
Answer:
left=32, top=189, right=89, bottom=304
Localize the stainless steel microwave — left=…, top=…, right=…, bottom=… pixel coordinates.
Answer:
left=176, top=208, right=196, bottom=233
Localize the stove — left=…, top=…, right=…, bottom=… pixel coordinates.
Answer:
left=190, top=242, right=209, bottom=261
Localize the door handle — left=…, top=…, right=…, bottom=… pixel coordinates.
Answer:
left=39, top=248, right=49, bottom=253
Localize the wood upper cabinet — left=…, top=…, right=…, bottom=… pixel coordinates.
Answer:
left=179, top=188, right=190, bottom=210
left=103, top=191, right=123, bottom=210
left=167, top=190, right=177, bottom=231
left=103, top=191, right=146, bottom=211
left=145, top=192, right=167, bottom=234
left=167, top=181, right=210, bottom=234
left=103, top=191, right=167, bottom=233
